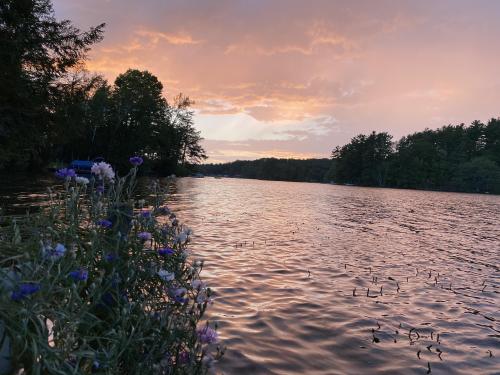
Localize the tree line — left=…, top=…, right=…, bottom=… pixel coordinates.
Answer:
left=200, top=119, right=500, bottom=194
left=199, top=158, right=332, bottom=182
left=332, top=120, right=500, bottom=194
left=0, top=0, right=206, bottom=175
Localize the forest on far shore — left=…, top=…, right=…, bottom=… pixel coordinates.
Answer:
left=200, top=119, right=500, bottom=194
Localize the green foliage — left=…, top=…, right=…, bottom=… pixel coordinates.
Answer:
left=331, top=119, right=500, bottom=194
left=0, top=164, right=223, bottom=374
left=0, top=0, right=104, bottom=170
left=333, top=132, right=393, bottom=186
left=0, top=0, right=206, bottom=175
left=80, top=71, right=207, bottom=175
left=199, top=158, right=331, bottom=182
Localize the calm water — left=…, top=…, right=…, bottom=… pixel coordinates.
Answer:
left=2, top=177, right=500, bottom=374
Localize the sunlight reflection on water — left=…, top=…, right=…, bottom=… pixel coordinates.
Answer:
left=165, top=177, right=500, bottom=375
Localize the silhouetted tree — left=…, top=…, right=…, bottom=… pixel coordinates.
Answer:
left=0, top=0, right=104, bottom=169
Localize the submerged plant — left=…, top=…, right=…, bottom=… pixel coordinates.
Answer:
left=0, top=159, right=223, bottom=374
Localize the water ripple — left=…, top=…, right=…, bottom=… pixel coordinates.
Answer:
left=167, top=178, right=500, bottom=374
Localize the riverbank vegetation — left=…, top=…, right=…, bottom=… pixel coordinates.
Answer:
left=0, top=0, right=206, bottom=175
left=200, top=119, right=500, bottom=194
left=0, top=159, right=222, bottom=374
left=200, top=158, right=332, bottom=183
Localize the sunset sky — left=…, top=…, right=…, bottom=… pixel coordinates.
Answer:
left=53, top=0, right=500, bottom=163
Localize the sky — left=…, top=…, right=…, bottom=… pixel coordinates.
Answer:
left=53, top=0, right=500, bottom=163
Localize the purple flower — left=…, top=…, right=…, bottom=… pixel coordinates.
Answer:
left=178, top=351, right=190, bottom=364
left=97, top=219, right=112, bottom=228
left=55, top=168, right=76, bottom=180
left=42, top=243, right=66, bottom=260
left=141, top=211, right=151, bottom=218
left=158, top=247, right=174, bottom=256
left=170, top=287, right=188, bottom=303
left=175, top=296, right=188, bottom=304
left=129, top=156, right=144, bottom=166
left=10, top=282, right=41, bottom=301
left=197, top=326, right=218, bottom=344
left=96, top=185, right=105, bottom=193
left=138, top=232, right=152, bottom=241
left=69, top=269, right=88, bottom=282
left=105, top=253, right=118, bottom=262
left=102, top=292, right=116, bottom=306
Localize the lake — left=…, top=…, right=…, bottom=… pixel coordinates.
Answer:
left=2, top=176, right=499, bottom=374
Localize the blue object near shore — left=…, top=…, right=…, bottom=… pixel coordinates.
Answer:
left=69, top=157, right=104, bottom=177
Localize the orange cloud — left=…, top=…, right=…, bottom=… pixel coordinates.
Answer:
left=135, top=29, right=202, bottom=45
left=53, top=0, right=500, bottom=162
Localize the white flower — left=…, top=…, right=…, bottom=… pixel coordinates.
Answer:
left=91, top=162, right=115, bottom=181
left=75, top=176, right=89, bottom=185
left=157, top=269, right=175, bottom=282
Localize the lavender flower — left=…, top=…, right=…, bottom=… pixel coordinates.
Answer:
left=196, top=292, right=212, bottom=304
left=54, top=243, right=66, bottom=257
left=10, top=282, right=41, bottom=301
left=197, top=326, right=218, bottom=344
left=55, top=168, right=76, bottom=180
left=158, top=247, right=174, bottom=256
left=191, top=279, right=205, bottom=290
left=42, top=243, right=66, bottom=260
left=97, top=219, right=112, bottom=228
left=158, top=269, right=175, bottom=282
left=138, top=232, right=152, bottom=241
left=96, top=185, right=105, bottom=193
left=91, top=162, right=115, bottom=181
left=175, top=233, right=188, bottom=244
left=140, top=211, right=151, bottom=218
left=69, top=269, right=88, bottom=282
left=129, top=156, right=144, bottom=166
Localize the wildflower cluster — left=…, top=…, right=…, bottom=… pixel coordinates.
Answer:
left=0, top=159, right=223, bottom=374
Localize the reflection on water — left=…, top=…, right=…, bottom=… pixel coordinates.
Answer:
left=166, top=178, right=499, bottom=375
left=1, top=176, right=499, bottom=374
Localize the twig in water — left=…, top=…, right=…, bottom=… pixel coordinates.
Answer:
left=427, top=362, right=431, bottom=374
left=436, top=348, right=443, bottom=360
